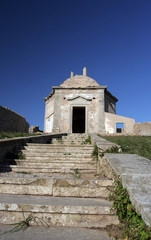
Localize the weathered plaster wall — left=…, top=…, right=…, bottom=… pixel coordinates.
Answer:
left=51, top=88, right=105, bottom=134
left=134, top=122, right=151, bottom=136
left=44, top=96, right=54, bottom=133
left=105, top=91, right=117, bottom=114
left=0, top=106, right=29, bottom=133
left=105, top=112, right=135, bottom=134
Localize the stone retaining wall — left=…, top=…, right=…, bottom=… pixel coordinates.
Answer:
left=0, top=133, right=66, bottom=162
left=0, top=106, right=29, bottom=132
left=90, top=134, right=151, bottom=227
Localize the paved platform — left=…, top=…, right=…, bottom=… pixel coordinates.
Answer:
left=0, top=225, right=111, bottom=240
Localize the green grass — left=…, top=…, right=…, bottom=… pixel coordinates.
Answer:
left=0, top=132, right=40, bottom=139
left=102, top=136, right=151, bottom=160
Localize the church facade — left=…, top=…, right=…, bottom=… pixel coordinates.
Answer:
left=44, top=68, right=135, bottom=134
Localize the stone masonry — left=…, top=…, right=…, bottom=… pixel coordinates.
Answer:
left=0, top=106, right=29, bottom=132
left=44, top=67, right=118, bottom=134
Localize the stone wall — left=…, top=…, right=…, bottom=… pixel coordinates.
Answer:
left=0, top=106, right=29, bottom=132
left=134, top=122, right=151, bottom=136
left=90, top=134, right=151, bottom=227
left=44, top=95, right=54, bottom=133
left=105, top=112, right=135, bottom=135
left=0, top=133, right=66, bottom=162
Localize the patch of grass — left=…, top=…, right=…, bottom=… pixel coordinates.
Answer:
left=109, top=176, right=151, bottom=239
left=5, top=150, right=25, bottom=160
left=0, top=131, right=40, bottom=140
left=16, top=171, right=31, bottom=174
left=1, top=211, right=49, bottom=235
left=17, top=152, right=25, bottom=159
left=102, top=136, right=151, bottom=160
left=56, top=138, right=63, bottom=144
left=73, top=168, right=81, bottom=178
left=82, top=135, right=91, bottom=144
left=106, top=146, right=120, bottom=153
left=92, top=144, right=98, bottom=160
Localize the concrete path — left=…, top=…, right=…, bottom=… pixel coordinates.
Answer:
left=0, top=225, right=111, bottom=240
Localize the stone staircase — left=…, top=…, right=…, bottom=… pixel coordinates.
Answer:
left=0, top=134, right=119, bottom=230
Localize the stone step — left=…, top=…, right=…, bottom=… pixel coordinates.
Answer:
left=22, top=149, right=93, bottom=154
left=0, top=225, right=111, bottom=240
left=26, top=144, right=93, bottom=149
left=0, top=177, right=113, bottom=198
left=0, top=194, right=119, bottom=228
left=23, top=148, right=93, bottom=154
left=0, top=165, right=96, bottom=174
left=18, top=157, right=94, bottom=163
left=24, top=155, right=93, bottom=160
left=14, top=161, right=96, bottom=169
left=22, top=151, right=93, bottom=157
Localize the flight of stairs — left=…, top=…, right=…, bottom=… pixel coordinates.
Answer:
left=0, top=134, right=119, bottom=229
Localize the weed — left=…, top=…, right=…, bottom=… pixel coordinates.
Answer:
left=73, top=168, right=81, bottom=178
left=106, top=146, right=120, bottom=153
left=92, top=144, right=98, bottom=160
left=109, top=176, right=151, bottom=239
left=94, top=174, right=100, bottom=177
left=16, top=171, right=31, bottom=174
left=57, top=138, right=63, bottom=144
left=1, top=211, right=49, bottom=235
left=17, top=152, right=25, bottom=159
left=82, top=135, right=91, bottom=144
left=5, top=149, right=25, bottom=160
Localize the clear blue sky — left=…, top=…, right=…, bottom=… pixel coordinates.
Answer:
left=0, top=0, right=151, bottom=130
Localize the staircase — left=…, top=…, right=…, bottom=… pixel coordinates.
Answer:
left=0, top=134, right=119, bottom=230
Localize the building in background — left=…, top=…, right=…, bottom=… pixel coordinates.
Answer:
left=44, top=67, right=137, bottom=134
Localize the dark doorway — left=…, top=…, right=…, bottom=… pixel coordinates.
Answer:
left=72, top=107, right=85, bottom=133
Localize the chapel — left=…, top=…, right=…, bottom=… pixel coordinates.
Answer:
left=44, top=67, right=135, bottom=134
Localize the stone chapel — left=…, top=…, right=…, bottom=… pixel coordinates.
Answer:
left=44, top=67, right=135, bottom=134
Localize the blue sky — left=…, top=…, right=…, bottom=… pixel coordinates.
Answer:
left=0, top=0, right=151, bottom=130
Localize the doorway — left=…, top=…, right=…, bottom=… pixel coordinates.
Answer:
left=72, top=107, right=85, bottom=133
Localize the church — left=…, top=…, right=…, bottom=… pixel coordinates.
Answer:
left=44, top=67, right=135, bottom=134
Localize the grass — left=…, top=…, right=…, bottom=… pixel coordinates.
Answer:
left=73, top=168, right=81, bottom=178
left=5, top=151, right=25, bottom=160
left=16, top=171, right=31, bottom=174
left=0, top=131, right=40, bottom=139
left=82, top=135, right=91, bottom=144
left=1, top=211, right=49, bottom=235
left=101, top=136, right=151, bottom=160
left=92, top=144, right=98, bottom=160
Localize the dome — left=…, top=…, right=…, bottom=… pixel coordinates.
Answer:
left=60, top=68, right=100, bottom=88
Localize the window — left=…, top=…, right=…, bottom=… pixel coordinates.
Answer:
left=116, top=123, right=124, bottom=133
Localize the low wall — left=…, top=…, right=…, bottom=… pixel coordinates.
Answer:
left=0, top=106, right=29, bottom=132
left=102, top=154, right=151, bottom=227
left=90, top=134, right=151, bottom=227
left=134, top=122, right=151, bottom=136
left=0, top=133, right=67, bottom=162
left=105, top=112, right=135, bottom=135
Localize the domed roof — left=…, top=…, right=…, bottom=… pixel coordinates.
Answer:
left=60, top=68, right=100, bottom=88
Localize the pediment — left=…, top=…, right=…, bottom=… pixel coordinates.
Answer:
left=67, top=95, right=92, bottom=105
